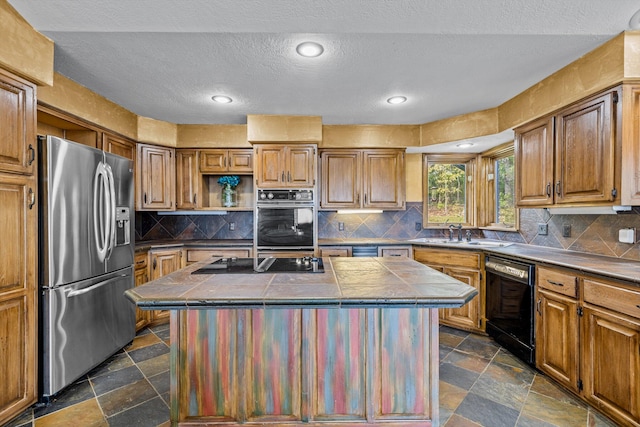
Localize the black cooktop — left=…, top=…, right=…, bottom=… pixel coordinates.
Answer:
left=191, top=257, right=325, bottom=274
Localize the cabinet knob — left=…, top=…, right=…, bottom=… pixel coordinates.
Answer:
left=152, top=259, right=157, bottom=269
left=555, top=181, right=561, bottom=196
left=193, top=194, right=197, bottom=204
left=536, top=298, right=542, bottom=315
left=546, top=183, right=551, bottom=197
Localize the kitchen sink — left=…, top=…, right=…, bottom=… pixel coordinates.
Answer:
left=408, top=238, right=513, bottom=247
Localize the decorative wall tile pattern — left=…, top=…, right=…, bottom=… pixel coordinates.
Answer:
left=135, top=204, right=640, bottom=261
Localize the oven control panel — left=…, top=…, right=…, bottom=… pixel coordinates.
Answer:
left=257, top=189, right=314, bottom=202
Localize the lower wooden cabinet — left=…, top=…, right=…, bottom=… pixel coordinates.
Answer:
left=134, top=251, right=150, bottom=331
left=149, top=248, right=184, bottom=324
left=535, top=265, right=640, bottom=427
left=535, top=288, right=580, bottom=393
left=319, top=246, right=352, bottom=257
left=581, top=305, right=640, bottom=426
left=185, top=247, right=252, bottom=265
left=378, top=245, right=412, bottom=258
left=413, top=247, right=484, bottom=333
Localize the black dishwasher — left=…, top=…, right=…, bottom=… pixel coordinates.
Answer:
left=485, top=255, right=536, bottom=366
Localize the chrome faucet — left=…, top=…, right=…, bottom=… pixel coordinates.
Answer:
left=457, top=224, right=463, bottom=242
left=466, top=230, right=472, bottom=242
left=448, top=224, right=456, bottom=241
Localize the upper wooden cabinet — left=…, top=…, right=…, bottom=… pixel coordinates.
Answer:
left=102, top=133, right=136, bottom=161
left=176, top=149, right=199, bottom=209
left=199, top=149, right=253, bottom=174
left=254, top=144, right=316, bottom=188
left=516, top=87, right=619, bottom=207
left=320, top=149, right=405, bottom=210
left=136, top=143, right=175, bottom=211
left=0, top=69, right=36, bottom=175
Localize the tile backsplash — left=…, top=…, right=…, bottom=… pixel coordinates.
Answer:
left=136, top=203, right=640, bottom=261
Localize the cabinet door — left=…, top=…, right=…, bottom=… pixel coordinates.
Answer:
left=199, top=149, right=227, bottom=173
left=286, top=145, right=315, bottom=187
left=137, top=144, right=175, bottom=210
left=320, top=150, right=361, bottom=209
left=228, top=149, right=253, bottom=173
left=103, top=133, right=135, bottom=161
left=149, top=250, right=183, bottom=323
left=255, top=145, right=285, bottom=187
left=176, top=150, right=199, bottom=209
left=0, top=173, right=37, bottom=424
left=535, top=289, right=579, bottom=393
left=515, top=116, right=554, bottom=206
left=555, top=91, right=616, bottom=204
left=621, top=84, right=640, bottom=205
left=363, top=150, right=404, bottom=209
left=0, top=70, right=36, bottom=175
left=442, top=267, right=482, bottom=331
left=582, top=305, right=640, bottom=426
left=134, top=252, right=149, bottom=331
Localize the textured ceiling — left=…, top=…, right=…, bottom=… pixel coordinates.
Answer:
left=8, top=1, right=640, bottom=127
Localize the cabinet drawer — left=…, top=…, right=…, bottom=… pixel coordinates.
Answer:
left=413, top=247, right=480, bottom=269
left=134, top=252, right=148, bottom=270
left=583, top=278, right=640, bottom=319
left=186, top=248, right=251, bottom=263
left=378, top=246, right=412, bottom=258
left=319, top=247, right=352, bottom=257
left=537, top=266, right=577, bottom=297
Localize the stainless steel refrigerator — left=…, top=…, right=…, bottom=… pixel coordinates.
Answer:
left=38, top=135, right=135, bottom=398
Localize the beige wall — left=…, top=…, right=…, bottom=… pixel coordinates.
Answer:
left=177, top=124, right=250, bottom=148
left=0, top=0, right=53, bottom=85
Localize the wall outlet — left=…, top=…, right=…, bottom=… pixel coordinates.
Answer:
left=229, top=222, right=235, bottom=231
left=562, top=224, right=571, bottom=237
left=415, top=222, right=422, bottom=231
left=537, top=223, right=548, bottom=235
left=338, top=222, right=344, bottom=231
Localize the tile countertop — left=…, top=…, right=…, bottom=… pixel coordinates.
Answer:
left=125, top=257, right=478, bottom=310
left=134, top=238, right=640, bottom=285
left=486, top=244, right=640, bottom=285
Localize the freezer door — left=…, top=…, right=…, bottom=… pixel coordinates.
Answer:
left=41, top=267, right=135, bottom=397
left=105, top=151, right=134, bottom=273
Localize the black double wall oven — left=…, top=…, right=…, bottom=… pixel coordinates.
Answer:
left=254, top=189, right=317, bottom=256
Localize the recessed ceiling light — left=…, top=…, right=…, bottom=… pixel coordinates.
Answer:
left=387, top=96, right=407, bottom=104
left=211, top=95, right=232, bottom=104
left=456, top=142, right=475, bottom=148
left=296, top=42, right=324, bottom=57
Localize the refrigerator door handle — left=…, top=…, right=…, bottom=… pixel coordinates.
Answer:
left=104, top=162, right=117, bottom=260
left=65, top=273, right=127, bottom=297
left=93, top=162, right=112, bottom=262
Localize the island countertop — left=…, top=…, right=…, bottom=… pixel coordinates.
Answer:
left=125, top=256, right=478, bottom=310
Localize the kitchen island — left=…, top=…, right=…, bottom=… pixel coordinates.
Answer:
left=125, top=257, right=477, bottom=427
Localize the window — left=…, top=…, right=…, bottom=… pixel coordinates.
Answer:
left=479, top=143, right=518, bottom=230
left=423, top=154, right=476, bottom=228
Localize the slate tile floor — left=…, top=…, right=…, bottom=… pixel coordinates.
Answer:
left=5, top=324, right=620, bottom=427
